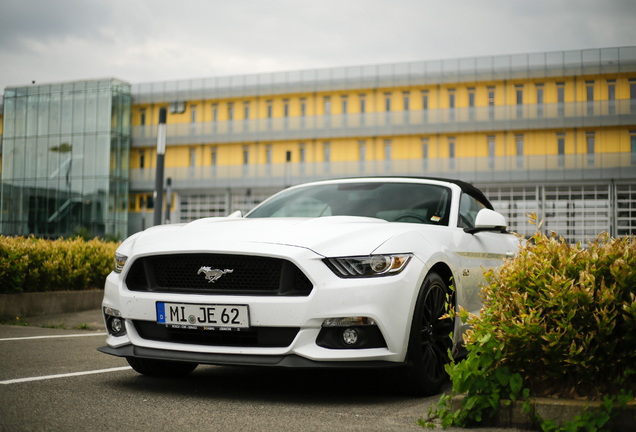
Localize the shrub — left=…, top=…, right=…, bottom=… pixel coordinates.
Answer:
left=423, top=215, right=635, bottom=429
left=479, top=222, right=636, bottom=397
left=0, top=236, right=119, bottom=294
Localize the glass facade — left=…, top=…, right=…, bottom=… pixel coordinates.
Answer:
left=1, top=79, right=131, bottom=239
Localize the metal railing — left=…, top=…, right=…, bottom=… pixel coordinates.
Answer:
left=129, top=152, right=636, bottom=191
left=130, top=46, right=636, bottom=104
left=131, top=100, right=636, bottom=146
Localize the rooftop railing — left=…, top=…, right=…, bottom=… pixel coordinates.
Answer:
left=131, top=47, right=636, bottom=104
left=129, top=152, right=636, bottom=191
left=131, top=99, right=636, bottom=147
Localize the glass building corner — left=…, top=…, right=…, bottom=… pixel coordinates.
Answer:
left=1, top=79, right=131, bottom=240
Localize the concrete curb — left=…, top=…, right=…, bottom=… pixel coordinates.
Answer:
left=451, top=395, right=636, bottom=431
left=0, top=290, right=104, bottom=318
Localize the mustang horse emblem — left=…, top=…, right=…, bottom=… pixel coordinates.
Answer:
left=197, top=267, right=234, bottom=283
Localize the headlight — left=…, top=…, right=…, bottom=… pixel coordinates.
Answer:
left=323, top=254, right=412, bottom=278
left=114, top=253, right=128, bottom=273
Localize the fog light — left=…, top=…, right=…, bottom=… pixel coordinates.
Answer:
left=342, top=327, right=359, bottom=345
left=110, top=317, right=123, bottom=334
left=104, top=307, right=126, bottom=336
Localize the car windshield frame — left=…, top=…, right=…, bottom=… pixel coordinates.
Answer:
left=246, top=181, right=453, bottom=226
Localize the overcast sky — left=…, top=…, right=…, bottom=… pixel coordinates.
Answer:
left=1, top=0, right=636, bottom=92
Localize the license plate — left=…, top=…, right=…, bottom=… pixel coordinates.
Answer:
left=156, top=302, right=249, bottom=330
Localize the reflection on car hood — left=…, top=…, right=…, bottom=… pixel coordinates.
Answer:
left=129, top=216, right=425, bottom=257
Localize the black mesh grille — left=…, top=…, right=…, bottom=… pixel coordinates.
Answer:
left=125, top=253, right=313, bottom=296
left=132, top=320, right=299, bottom=348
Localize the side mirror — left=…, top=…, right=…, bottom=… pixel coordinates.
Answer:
left=227, top=210, right=242, bottom=218
left=465, top=209, right=507, bottom=234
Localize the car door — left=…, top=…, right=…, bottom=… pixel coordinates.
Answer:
left=454, top=194, right=517, bottom=324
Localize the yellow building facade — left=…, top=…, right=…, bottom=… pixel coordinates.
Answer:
left=2, top=47, right=636, bottom=242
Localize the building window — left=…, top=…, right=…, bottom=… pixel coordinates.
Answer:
left=324, top=98, right=331, bottom=115
left=211, top=148, right=217, bottom=167
left=243, top=147, right=249, bottom=165
left=557, top=83, right=565, bottom=116
left=586, top=81, right=595, bottom=115
left=557, top=133, right=565, bottom=167
left=448, top=138, right=455, bottom=170
left=403, top=92, right=410, bottom=111
left=488, top=89, right=495, bottom=106
left=515, top=135, right=524, bottom=168
left=189, top=148, right=196, bottom=167
left=139, top=150, right=146, bottom=169
left=267, top=101, right=273, bottom=119
left=631, top=133, right=636, bottom=165
left=283, top=100, right=289, bottom=118
left=488, top=87, right=495, bottom=119
left=299, top=144, right=306, bottom=164
left=212, top=105, right=218, bottom=122
left=487, top=136, right=495, bottom=169
left=358, top=141, right=366, bottom=162
left=607, top=80, right=616, bottom=115
left=266, top=145, right=273, bottom=165
left=342, top=96, right=348, bottom=115
left=515, top=85, right=523, bottom=118
left=383, top=94, right=391, bottom=112
left=468, top=89, right=475, bottom=120
left=422, top=91, right=429, bottom=122
left=630, top=79, right=636, bottom=114
left=228, top=104, right=234, bottom=121
left=586, top=132, right=595, bottom=167
left=422, top=138, right=429, bottom=170
left=323, top=143, right=330, bottom=163
left=384, top=139, right=392, bottom=171
left=191, top=105, right=197, bottom=123
left=448, top=90, right=455, bottom=121
left=359, top=95, right=366, bottom=114
left=140, top=110, right=146, bottom=126
left=536, top=85, right=544, bottom=117
left=300, top=99, right=306, bottom=117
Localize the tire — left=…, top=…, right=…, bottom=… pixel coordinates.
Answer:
left=126, top=357, right=198, bottom=377
left=401, top=272, right=455, bottom=395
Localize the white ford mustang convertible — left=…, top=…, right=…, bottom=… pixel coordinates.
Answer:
left=99, top=177, right=519, bottom=395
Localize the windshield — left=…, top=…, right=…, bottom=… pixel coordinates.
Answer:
left=246, top=182, right=452, bottom=225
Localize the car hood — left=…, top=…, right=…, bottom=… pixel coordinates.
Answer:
left=125, top=216, right=426, bottom=258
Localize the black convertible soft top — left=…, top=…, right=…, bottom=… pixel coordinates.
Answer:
left=336, top=176, right=494, bottom=210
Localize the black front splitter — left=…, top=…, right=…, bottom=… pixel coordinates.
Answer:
left=98, top=344, right=404, bottom=369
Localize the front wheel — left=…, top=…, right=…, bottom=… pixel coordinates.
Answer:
left=401, top=272, right=454, bottom=395
left=126, top=357, right=198, bottom=377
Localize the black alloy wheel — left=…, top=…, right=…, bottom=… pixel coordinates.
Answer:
left=402, top=271, right=454, bottom=395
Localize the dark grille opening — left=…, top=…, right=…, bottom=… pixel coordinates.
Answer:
left=133, top=320, right=299, bottom=348
left=125, top=253, right=313, bottom=296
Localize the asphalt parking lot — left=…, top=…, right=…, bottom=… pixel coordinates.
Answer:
left=0, top=310, right=522, bottom=431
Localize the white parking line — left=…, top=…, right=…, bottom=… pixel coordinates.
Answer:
left=0, top=333, right=107, bottom=342
left=0, top=366, right=132, bottom=385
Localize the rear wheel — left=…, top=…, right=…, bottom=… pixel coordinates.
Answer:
left=126, top=357, right=198, bottom=377
left=401, top=272, right=454, bottom=395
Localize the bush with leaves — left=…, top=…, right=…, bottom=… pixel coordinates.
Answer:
left=422, top=216, right=636, bottom=430
left=0, top=235, right=119, bottom=294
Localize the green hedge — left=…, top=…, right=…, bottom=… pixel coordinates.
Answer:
left=423, top=216, right=636, bottom=429
left=0, top=236, right=119, bottom=294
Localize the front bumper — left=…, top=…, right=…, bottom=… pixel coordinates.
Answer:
left=101, top=244, right=427, bottom=365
